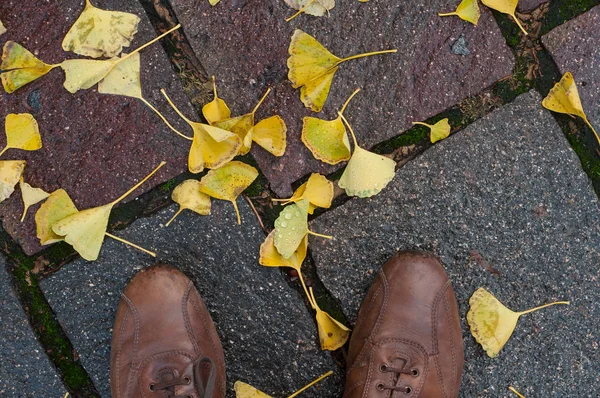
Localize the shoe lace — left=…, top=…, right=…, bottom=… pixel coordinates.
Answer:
left=376, top=361, right=418, bottom=395
left=150, top=356, right=217, bottom=398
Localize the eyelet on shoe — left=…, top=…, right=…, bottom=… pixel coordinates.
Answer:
left=149, top=384, right=155, bottom=391
left=379, top=364, right=388, bottom=372
left=404, top=386, right=412, bottom=395
left=411, top=368, right=419, bottom=377
left=376, top=383, right=385, bottom=391
left=183, top=376, right=191, bottom=384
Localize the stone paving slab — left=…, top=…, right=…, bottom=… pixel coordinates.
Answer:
left=542, top=4, right=600, bottom=133
left=0, top=0, right=195, bottom=255
left=310, top=91, right=600, bottom=396
left=40, top=199, right=343, bottom=397
left=0, top=255, right=67, bottom=396
left=518, top=0, right=547, bottom=11
left=170, top=0, right=514, bottom=196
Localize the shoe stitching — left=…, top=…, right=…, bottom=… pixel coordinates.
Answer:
left=182, top=282, right=201, bottom=356
left=443, top=293, right=458, bottom=396
left=432, top=353, right=448, bottom=398
left=361, top=347, right=378, bottom=398
left=375, top=338, right=428, bottom=395
left=348, top=284, right=382, bottom=373
left=122, top=293, right=140, bottom=397
left=137, top=350, right=195, bottom=398
left=115, top=308, right=129, bottom=398
left=430, top=280, right=451, bottom=355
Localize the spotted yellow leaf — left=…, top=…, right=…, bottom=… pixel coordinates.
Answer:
left=285, top=0, right=336, bottom=22
left=467, top=287, right=569, bottom=358
left=166, top=179, right=211, bottom=227
left=35, top=189, right=79, bottom=245
left=308, top=287, right=350, bottom=351
left=1, top=42, right=57, bottom=93
left=19, top=178, right=50, bottom=222
left=439, top=0, right=481, bottom=25
left=481, top=0, right=527, bottom=34
left=202, top=76, right=231, bottom=125
left=0, top=160, right=26, bottom=203
left=413, top=118, right=451, bottom=143
left=2, top=113, right=42, bottom=157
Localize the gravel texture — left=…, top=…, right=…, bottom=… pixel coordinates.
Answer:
left=170, top=0, right=514, bottom=196
left=310, top=91, right=600, bottom=397
left=40, top=199, right=342, bottom=397
left=0, top=0, right=194, bottom=254
left=0, top=255, right=66, bottom=396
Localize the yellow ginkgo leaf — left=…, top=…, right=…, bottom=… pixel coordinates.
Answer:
left=35, top=189, right=79, bottom=245
left=302, top=88, right=359, bottom=164
left=19, top=178, right=50, bottom=222
left=0, top=160, right=26, bottom=203
left=162, top=89, right=242, bottom=173
left=308, top=287, right=350, bottom=351
left=250, top=115, right=287, bottom=156
left=166, top=179, right=211, bottom=227
left=52, top=162, right=165, bottom=261
left=274, top=199, right=309, bottom=259
left=288, top=30, right=396, bottom=112
left=481, top=0, right=527, bottom=35
left=285, top=0, right=336, bottom=22
left=542, top=72, right=600, bottom=146
left=234, top=382, right=272, bottom=398
left=273, top=173, right=333, bottom=213
left=259, top=230, right=308, bottom=272
left=2, top=113, right=42, bottom=157
left=439, top=0, right=481, bottom=25
left=198, top=161, right=258, bottom=224
left=62, top=0, right=141, bottom=58
left=202, top=76, right=231, bottom=125
left=1, top=42, right=58, bottom=93
left=338, top=114, right=396, bottom=198
left=467, top=287, right=569, bottom=358
left=0, top=20, right=6, bottom=36
left=413, top=118, right=451, bottom=143
left=209, top=0, right=221, bottom=5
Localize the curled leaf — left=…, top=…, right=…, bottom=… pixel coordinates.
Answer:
left=481, top=0, right=527, bottom=35
left=62, top=0, right=141, bottom=58
left=309, top=287, right=350, bottom=351
left=1, top=113, right=42, bottom=157
left=413, top=118, right=451, bottom=143
left=275, top=173, right=333, bottom=214
left=259, top=230, right=307, bottom=272
left=1, top=42, right=57, bottom=93
left=202, top=76, right=231, bottom=125
left=439, top=0, right=481, bottom=25
left=19, top=178, right=50, bottom=222
left=250, top=115, right=287, bottom=157
left=467, top=287, right=569, bottom=358
left=35, top=189, right=78, bottom=245
left=198, top=161, right=258, bottom=224
left=0, top=160, right=26, bottom=203
left=166, top=179, right=211, bottom=226
left=285, top=0, right=336, bottom=21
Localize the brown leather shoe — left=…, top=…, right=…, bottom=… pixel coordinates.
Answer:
left=343, top=251, right=464, bottom=398
left=110, top=264, right=226, bottom=397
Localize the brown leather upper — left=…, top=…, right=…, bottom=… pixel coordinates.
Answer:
left=110, top=264, right=226, bottom=398
left=344, top=251, right=464, bottom=398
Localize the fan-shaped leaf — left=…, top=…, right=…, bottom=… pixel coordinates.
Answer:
left=439, top=0, right=481, bottom=25
left=0, top=160, right=26, bottom=203
left=2, top=113, right=42, bottom=157
left=481, top=0, right=527, bottom=34
left=35, top=189, right=78, bottom=245
left=166, top=179, right=211, bottom=226
left=19, top=178, right=49, bottom=222
left=202, top=76, right=231, bottom=125
left=413, top=118, right=451, bottom=144
left=1, top=42, right=57, bottom=93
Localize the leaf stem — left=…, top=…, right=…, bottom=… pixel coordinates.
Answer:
left=285, top=0, right=316, bottom=22
left=508, top=386, right=526, bottom=398
left=438, top=12, right=458, bottom=17
left=341, top=49, right=397, bottom=63
left=338, top=112, right=359, bottom=148
left=20, top=208, right=27, bottom=223
left=298, top=271, right=315, bottom=310
left=211, top=75, right=218, bottom=99
left=119, top=24, right=181, bottom=64
left=161, top=88, right=196, bottom=132
left=141, top=98, right=193, bottom=140
left=307, top=230, right=333, bottom=240
left=232, top=200, right=242, bottom=225
left=252, top=88, right=272, bottom=115
left=412, top=121, right=432, bottom=128
left=339, top=88, right=361, bottom=115
left=105, top=233, right=156, bottom=257
left=584, top=118, right=600, bottom=146
left=112, top=161, right=166, bottom=205
left=518, top=301, right=570, bottom=316
left=165, top=208, right=184, bottom=227
left=511, top=14, right=528, bottom=35
left=287, top=371, right=334, bottom=398
left=0, top=147, right=8, bottom=158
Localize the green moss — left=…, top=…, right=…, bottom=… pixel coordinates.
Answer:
left=541, top=0, right=600, bottom=35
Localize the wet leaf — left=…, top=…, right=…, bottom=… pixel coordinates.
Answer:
left=62, top=0, right=140, bottom=58
left=338, top=114, right=396, bottom=198
left=274, top=173, right=333, bottom=214
left=308, top=287, right=350, bottom=351
left=413, top=118, right=451, bottom=143
left=481, top=0, right=527, bottom=34
left=198, top=161, right=258, bottom=224
left=302, top=89, right=359, bottom=164
left=439, top=0, right=481, bottom=25
left=259, top=230, right=307, bottom=272
left=19, top=177, right=50, bottom=222
left=467, top=287, right=569, bottom=358
left=35, top=189, right=78, bottom=245
left=52, top=162, right=165, bottom=260
left=2, top=113, right=42, bottom=157
left=542, top=72, right=600, bottom=146
left=202, top=76, right=231, bottom=125
left=0, top=160, right=26, bottom=203
left=1, top=42, right=57, bottom=93
left=234, top=371, right=333, bottom=398
left=166, top=179, right=211, bottom=227
left=0, top=20, right=6, bottom=36
left=274, top=199, right=309, bottom=259
left=285, top=0, right=336, bottom=21
left=288, top=29, right=396, bottom=112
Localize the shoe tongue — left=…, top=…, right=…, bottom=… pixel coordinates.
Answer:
left=140, top=351, right=195, bottom=392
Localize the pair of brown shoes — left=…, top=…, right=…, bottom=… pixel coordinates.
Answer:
left=110, top=251, right=463, bottom=397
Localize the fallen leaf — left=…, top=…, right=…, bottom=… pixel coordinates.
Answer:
left=481, top=0, right=527, bottom=34
left=166, top=179, right=211, bottom=227
left=542, top=72, right=600, bottom=146
left=439, top=0, right=481, bottom=25
left=19, top=178, right=50, bottom=222
left=0, top=20, right=6, bottom=36
left=1, top=113, right=42, bottom=157
left=338, top=114, right=396, bottom=198
left=62, top=0, right=141, bottom=58
left=0, top=160, right=26, bottom=203
left=234, top=370, right=333, bottom=398
left=273, top=199, right=310, bottom=259
left=467, top=287, right=569, bottom=358
left=309, top=287, right=350, bottom=351
left=413, top=118, right=451, bottom=143
left=202, top=76, right=231, bottom=125
left=288, top=30, right=396, bottom=112
left=260, top=230, right=308, bottom=272
left=1, top=42, right=58, bottom=93
left=285, top=0, right=336, bottom=22
left=274, top=173, right=333, bottom=214
left=198, top=161, right=258, bottom=224
left=52, top=162, right=165, bottom=260
left=209, top=0, right=221, bottom=5
left=35, top=189, right=78, bottom=245
left=302, top=88, right=359, bottom=164
left=162, top=89, right=242, bottom=173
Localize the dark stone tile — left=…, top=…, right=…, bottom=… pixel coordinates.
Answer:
left=310, top=91, right=600, bottom=396
left=40, top=199, right=343, bottom=397
left=0, top=255, right=66, bottom=396
left=0, top=0, right=195, bottom=254
left=170, top=0, right=515, bottom=196
left=518, top=0, right=548, bottom=11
